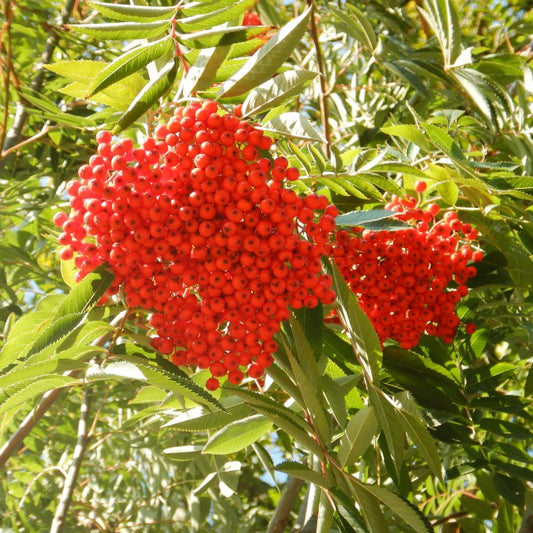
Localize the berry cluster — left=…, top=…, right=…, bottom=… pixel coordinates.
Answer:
left=332, top=182, right=482, bottom=349
left=55, top=100, right=336, bottom=389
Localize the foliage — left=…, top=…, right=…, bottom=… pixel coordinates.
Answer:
left=1, top=0, right=533, bottom=531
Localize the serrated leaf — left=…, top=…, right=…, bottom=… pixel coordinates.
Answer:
left=367, top=387, right=406, bottom=477
left=68, top=20, right=170, bottom=40
left=264, top=112, right=323, bottom=142
left=218, top=8, right=311, bottom=97
left=275, top=461, right=330, bottom=488
left=330, top=4, right=377, bottom=52
left=395, top=407, right=443, bottom=480
left=116, top=351, right=221, bottom=409
left=202, top=414, right=272, bottom=454
left=338, top=406, right=379, bottom=467
left=0, top=376, right=80, bottom=437
left=330, top=264, right=382, bottom=383
left=418, top=0, right=461, bottom=68
left=241, top=68, right=317, bottom=117
left=23, top=312, right=86, bottom=361
left=380, top=125, right=431, bottom=151
left=0, top=359, right=85, bottom=391
left=86, top=361, right=147, bottom=381
left=181, top=45, right=230, bottom=97
left=46, top=60, right=146, bottom=111
left=176, top=0, right=257, bottom=32
left=19, top=89, right=97, bottom=127
left=88, top=36, right=174, bottom=96
left=178, top=25, right=267, bottom=49
left=229, top=387, right=322, bottom=456
left=288, top=140, right=312, bottom=173
left=114, top=59, right=178, bottom=132
left=163, top=403, right=250, bottom=431
left=335, top=209, right=397, bottom=227
left=347, top=476, right=435, bottom=533
left=87, top=1, right=176, bottom=22
left=287, top=316, right=330, bottom=443
left=162, top=445, right=204, bottom=460
left=56, top=264, right=114, bottom=317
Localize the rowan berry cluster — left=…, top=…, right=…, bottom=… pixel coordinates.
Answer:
left=332, top=183, right=482, bottom=349
left=54, top=100, right=336, bottom=390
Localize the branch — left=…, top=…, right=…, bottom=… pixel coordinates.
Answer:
left=50, top=387, right=91, bottom=533
left=266, top=477, right=304, bottom=533
left=1, top=0, right=77, bottom=155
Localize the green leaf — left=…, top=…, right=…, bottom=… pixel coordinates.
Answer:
left=348, top=476, right=434, bottom=533
left=163, top=403, right=251, bottom=431
left=218, top=8, right=311, bottom=97
left=241, top=68, right=317, bottom=117
left=395, top=407, right=443, bottom=480
left=86, top=360, right=148, bottom=381
left=275, top=461, right=330, bottom=488
left=45, top=60, right=146, bottom=111
left=330, top=4, right=377, bottom=52
left=264, top=112, right=324, bottom=142
left=338, top=406, right=379, bottom=467
left=56, top=263, right=114, bottom=317
left=68, top=20, right=170, bottom=40
left=419, top=0, right=461, bottom=67
left=88, top=37, right=174, bottom=96
left=0, top=376, right=80, bottom=437
left=178, top=25, right=266, bottom=49
left=162, top=445, right=204, bottom=460
left=181, top=45, right=231, bottom=97
left=116, top=350, right=221, bottom=409
left=331, top=264, right=382, bottom=383
left=287, top=316, right=330, bottom=443
left=367, top=387, right=406, bottom=476
left=176, top=0, right=257, bottom=32
left=87, top=1, right=176, bottom=22
left=335, top=209, right=397, bottom=228
left=380, top=125, right=431, bottom=151
left=202, top=414, right=272, bottom=454
left=229, top=387, right=323, bottom=456
left=114, top=59, right=178, bottom=132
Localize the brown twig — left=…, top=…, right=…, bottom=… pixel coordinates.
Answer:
left=0, top=1, right=14, bottom=151
left=50, top=386, right=91, bottom=533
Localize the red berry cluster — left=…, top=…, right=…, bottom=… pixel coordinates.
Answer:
left=332, top=183, right=482, bottom=349
left=54, top=100, right=336, bottom=390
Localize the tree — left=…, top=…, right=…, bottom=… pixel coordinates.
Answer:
left=1, top=0, right=532, bottom=531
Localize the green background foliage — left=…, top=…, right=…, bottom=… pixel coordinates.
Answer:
left=1, top=0, right=532, bottom=531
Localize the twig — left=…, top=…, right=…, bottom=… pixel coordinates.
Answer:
left=0, top=2, right=14, bottom=150
left=266, top=477, right=304, bottom=533
left=50, top=386, right=91, bottom=533
left=0, top=123, right=52, bottom=160
left=307, top=0, right=331, bottom=157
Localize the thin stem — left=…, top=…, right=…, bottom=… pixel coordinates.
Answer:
left=307, top=0, right=331, bottom=157
left=266, top=477, right=304, bottom=533
left=50, top=387, right=91, bottom=533
left=0, top=1, right=14, bottom=150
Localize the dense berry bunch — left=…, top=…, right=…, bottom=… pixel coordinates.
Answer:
left=55, top=100, right=336, bottom=389
left=332, top=185, right=482, bottom=349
